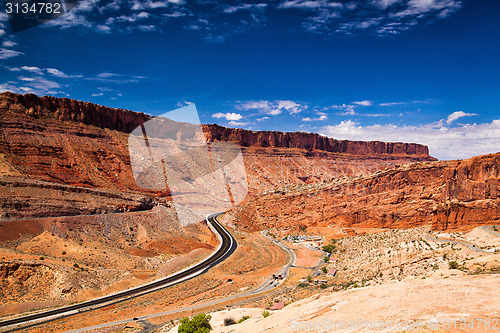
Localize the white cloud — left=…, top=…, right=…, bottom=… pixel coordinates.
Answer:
left=302, top=115, right=328, bottom=121
left=371, top=0, right=402, bottom=9
left=278, top=0, right=343, bottom=9
left=6, top=66, right=83, bottom=79
left=227, top=120, right=250, bottom=127
left=380, top=102, right=406, bottom=106
left=353, top=100, right=373, bottom=106
left=0, top=48, right=23, bottom=60
left=46, top=68, right=83, bottom=78
left=320, top=117, right=500, bottom=160
left=330, top=104, right=356, bottom=115
left=176, top=101, right=195, bottom=107
left=89, top=72, right=146, bottom=83
left=236, top=100, right=307, bottom=115
left=278, top=0, right=463, bottom=36
left=8, top=76, right=62, bottom=95
left=256, top=116, right=270, bottom=121
left=395, top=0, right=462, bottom=17
left=2, top=40, right=16, bottom=48
left=212, top=112, right=243, bottom=121
left=92, top=92, right=104, bottom=96
left=224, top=3, right=267, bottom=13
left=446, top=111, right=477, bottom=125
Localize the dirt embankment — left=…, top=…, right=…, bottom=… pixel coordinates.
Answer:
left=0, top=206, right=218, bottom=317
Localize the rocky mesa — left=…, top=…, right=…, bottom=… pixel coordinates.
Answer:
left=0, top=91, right=436, bottom=218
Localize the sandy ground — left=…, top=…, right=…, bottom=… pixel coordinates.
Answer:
left=294, top=247, right=323, bottom=268
left=207, top=273, right=500, bottom=333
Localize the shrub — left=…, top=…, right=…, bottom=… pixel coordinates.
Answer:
left=306, top=275, right=312, bottom=282
left=62, top=251, right=66, bottom=255
left=223, top=317, right=236, bottom=326
left=448, top=261, right=459, bottom=269
left=262, top=310, right=271, bottom=318
left=324, top=256, right=329, bottom=263
left=178, top=313, right=212, bottom=333
left=73, top=263, right=79, bottom=269
left=238, top=316, right=250, bottom=324
left=321, top=267, right=328, bottom=274
left=298, top=282, right=308, bottom=288
left=322, top=244, right=335, bottom=253
left=320, top=283, right=328, bottom=289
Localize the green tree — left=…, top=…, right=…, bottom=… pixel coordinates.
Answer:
left=322, top=244, right=335, bottom=253
left=178, top=313, right=212, bottom=333
left=448, top=261, right=459, bottom=270
left=322, top=267, right=328, bottom=274
left=306, top=275, right=313, bottom=282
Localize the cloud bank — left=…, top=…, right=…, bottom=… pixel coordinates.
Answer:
left=320, top=117, right=500, bottom=161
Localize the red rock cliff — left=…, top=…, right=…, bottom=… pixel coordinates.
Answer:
left=1, top=92, right=433, bottom=158
left=203, top=124, right=432, bottom=157
left=0, top=91, right=151, bottom=133
left=0, top=92, right=437, bottom=218
left=231, top=153, right=500, bottom=232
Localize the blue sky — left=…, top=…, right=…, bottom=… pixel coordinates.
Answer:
left=0, top=0, right=499, bottom=160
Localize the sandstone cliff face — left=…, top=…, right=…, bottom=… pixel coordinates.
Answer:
left=0, top=92, right=436, bottom=218
left=231, top=153, right=500, bottom=232
left=0, top=91, right=151, bottom=133
left=203, top=124, right=432, bottom=157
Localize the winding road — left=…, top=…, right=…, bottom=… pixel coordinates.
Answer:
left=61, top=229, right=297, bottom=333
left=0, top=213, right=236, bottom=332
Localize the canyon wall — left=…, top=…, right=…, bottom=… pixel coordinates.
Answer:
left=0, top=92, right=436, bottom=218
left=230, top=153, right=500, bottom=232
left=204, top=124, right=431, bottom=157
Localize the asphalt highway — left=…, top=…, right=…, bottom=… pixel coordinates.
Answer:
left=63, top=230, right=298, bottom=333
left=0, top=213, right=236, bottom=332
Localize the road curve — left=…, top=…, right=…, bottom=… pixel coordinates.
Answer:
left=424, top=235, right=488, bottom=253
left=0, top=213, right=236, bottom=331
left=63, top=229, right=298, bottom=333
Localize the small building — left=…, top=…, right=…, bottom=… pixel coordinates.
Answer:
left=314, top=279, right=328, bottom=284
left=270, top=302, right=285, bottom=310
left=327, top=269, right=337, bottom=277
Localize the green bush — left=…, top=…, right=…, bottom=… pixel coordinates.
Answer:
left=448, top=261, right=459, bottom=269
left=298, top=282, right=308, bottom=288
left=223, top=317, right=236, bottom=326
left=322, top=244, right=335, bottom=253
left=178, top=313, right=212, bottom=333
left=238, top=316, right=250, bottom=324
left=321, top=267, right=328, bottom=274
left=306, top=275, right=312, bottom=282
left=262, top=310, right=271, bottom=318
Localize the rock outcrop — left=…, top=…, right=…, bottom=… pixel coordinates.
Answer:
left=0, top=91, right=150, bottom=133
left=204, top=124, right=432, bottom=157
left=230, top=153, right=500, bottom=231
left=0, top=92, right=436, bottom=218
